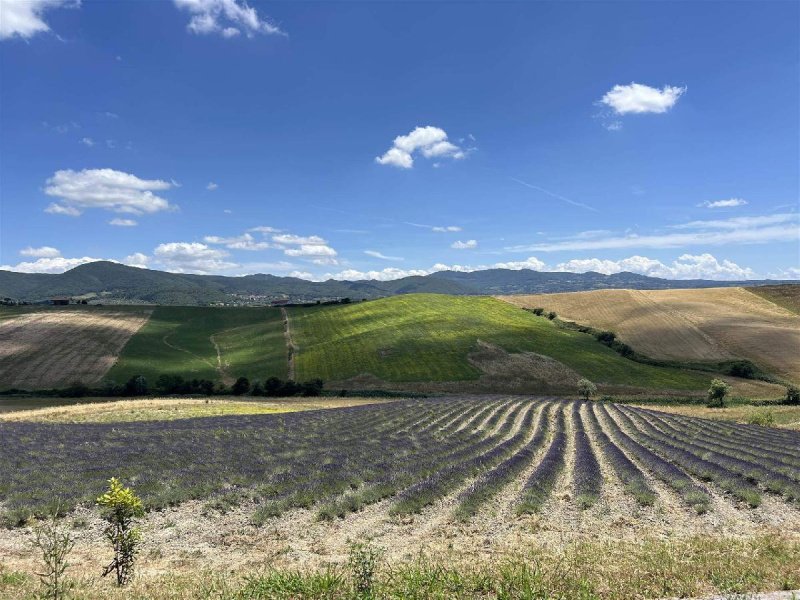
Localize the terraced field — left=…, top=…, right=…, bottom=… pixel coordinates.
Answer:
left=498, top=286, right=800, bottom=383
left=106, top=306, right=286, bottom=385
left=2, top=396, right=797, bottom=527
left=289, top=294, right=711, bottom=391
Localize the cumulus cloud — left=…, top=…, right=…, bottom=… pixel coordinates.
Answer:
left=0, top=0, right=77, bottom=40
left=375, top=126, right=468, bottom=169
left=767, top=267, right=800, bottom=280
left=699, top=198, right=748, bottom=209
left=364, top=250, right=403, bottom=261
left=173, top=0, right=285, bottom=38
left=20, top=246, right=61, bottom=258
left=109, top=218, right=137, bottom=227
left=554, top=254, right=755, bottom=281
left=203, top=233, right=273, bottom=250
left=124, top=252, right=150, bottom=268
left=270, top=233, right=338, bottom=263
left=0, top=255, right=106, bottom=274
left=600, top=82, right=686, bottom=115
left=451, top=239, right=477, bottom=249
left=153, top=242, right=237, bottom=274
left=206, top=182, right=218, bottom=190
left=509, top=213, right=799, bottom=252
left=44, top=168, right=176, bottom=216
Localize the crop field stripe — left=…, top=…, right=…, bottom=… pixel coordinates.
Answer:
left=583, top=403, right=656, bottom=507
left=572, top=401, right=603, bottom=509
left=454, top=401, right=555, bottom=521
left=614, top=406, right=763, bottom=507
left=517, top=403, right=569, bottom=514
left=628, top=409, right=800, bottom=501
left=594, top=403, right=711, bottom=512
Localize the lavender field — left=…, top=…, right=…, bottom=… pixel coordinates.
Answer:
left=1, top=396, right=798, bottom=528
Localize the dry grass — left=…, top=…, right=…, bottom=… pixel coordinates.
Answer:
left=0, top=397, right=386, bottom=423
left=498, top=287, right=800, bottom=384
left=641, top=403, right=800, bottom=430
left=0, top=308, right=152, bottom=390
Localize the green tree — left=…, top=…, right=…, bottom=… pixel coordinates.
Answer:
left=32, top=510, right=74, bottom=600
left=96, top=478, right=144, bottom=586
left=577, top=378, right=597, bottom=401
left=785, top=385, right=799, bottom=406
left=232, top=377, right=250, bottom=396
left=707, top=378, right=730, bottom=408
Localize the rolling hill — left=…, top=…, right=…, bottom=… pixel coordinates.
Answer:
left=1, top=261, right=795, bottom=305
left=498, top=286, right=800, bottom=384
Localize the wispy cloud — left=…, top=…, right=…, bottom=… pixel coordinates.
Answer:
left=698, top=198, right=748, bottom=209
left=173, top=0, right=285, bottom=38
left=364, top=250, right=403, bottom=261
left=511, top=177, right=598, bottom=212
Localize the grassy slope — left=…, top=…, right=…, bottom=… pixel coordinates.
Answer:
left=106, top=306, right=286, bottom=384
left=290, top=294, right=710, bottom=389
left=747, top=284, right=800, bottom=315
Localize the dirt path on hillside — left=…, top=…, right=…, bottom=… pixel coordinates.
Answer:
left=281, top=307, right=296, bottom=380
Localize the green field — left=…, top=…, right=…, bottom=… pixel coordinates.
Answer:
left=289, top=294, right=711, bottom=390
left=107, top=306, right=286, bottom=384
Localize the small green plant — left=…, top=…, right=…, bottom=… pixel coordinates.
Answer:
left=347, top=540, right=383, bottom=597
left=96, top=478, right=144, bottom=586
left=32, top=510, right=75, bottom=600
left=707, top=378, right=729, bottom=408
left=784, top=385, right=799, bottom=406
left=747, top=410, right=775, bottom=427
left=577, top=378, right=597, bottom=401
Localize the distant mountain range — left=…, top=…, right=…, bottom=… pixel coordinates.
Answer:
left=0, top=261, right=795, bottom=305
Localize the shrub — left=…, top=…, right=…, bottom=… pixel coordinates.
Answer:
left=232, top=377, right=251, bottom=396
left=347, top=541, right=383, bottom=597
left=123, top=375, right=147, bottom=397
left=727, top=360, right=756, bottom=379
left=96, top=478, right=144, bottom=586
left=547, top=311, right=557, bottom=320
left=577, top=378, right=596, bottom=401
left=785, top=385, right=800, bottom=406
left=250, top=381, right=264, bottom=396
left=532, top=307, right=545, bottom=316
left=746, top=410, right=775, bottom=427
left=706, top=378, right=729, bottom=408
left=58, top=381, right=90, bottom=398
left=596, top=331, right=616, bottom=345
left=32, top=510, right=74, bottom=600
left=301, top=379, right=324, bottom=397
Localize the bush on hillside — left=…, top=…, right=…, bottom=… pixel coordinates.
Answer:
left=577, top=378, right=597, bottom=401
left=707, top=378, right=729, bottom=408
left=785, top=385, right=799, bottom=406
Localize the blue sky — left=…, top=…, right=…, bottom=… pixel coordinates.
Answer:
left=1, top=0, right=798, bottom=281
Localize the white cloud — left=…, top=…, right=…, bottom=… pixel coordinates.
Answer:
left=272, top=233, right=326, bottom=245
left=509, top=213, right=799, bottom=252
left=492, top=256, right=547, bottom=270
left=153, top=242, right=237, bottom=274
left=554, top=253, right=755, bottom=281
left=44, top=203, right=81, bottom=216
left=364, top=250, right=403, bottom=261
left=80, top=137, right=94, bottom=147
left=699, top=198, right=748, bottom=209
left=451, top=239, right=477, bottom=249
left=204, top=233, right=273, bottom=250
left=249, top=225, right=280, bottom=234
left=206, top=182, right=218, bottom=190
left=0, top=256, right=105, bottom=274
left=767, top=267, right=800, bottom=280
left=600, top=83, right=686, bottom=115
left=431, top=225, right=462, bottom=232
left=20, top=246, right=61, bottom=258
left=288, top=270, right=313, bottom=279
left=44, top=168, right=175, bottom=216
left=124, top=252, right=150, bottom=268
left=109, top=218, right=137, bottom=227
left=375, top=126, right=468, bottom=169
left=173, top=0, right=285, bottom=38
left=0, top=0, right=76, bottom=40
left=284, top=244, right=337, bottom=258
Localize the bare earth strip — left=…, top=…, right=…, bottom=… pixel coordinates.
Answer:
left=497, top=287, right=800, bottom=383
left=0, top=309, right=152, bottom=389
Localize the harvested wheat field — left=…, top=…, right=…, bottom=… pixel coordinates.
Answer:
left=498, top=287, right=800, bottom=383
left=0, top=307, right=152, bottom=390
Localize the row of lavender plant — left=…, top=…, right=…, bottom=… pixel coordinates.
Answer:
left=626, top=408, right=800, bottom=502
left=594, top=404, right=711, bottom=513
left=611, top=405, right=762, bottom=507
left=571, top=401, right=603, bottom=509
left=582, top=403, right=656, bottom=506
left=454, top=402, right=555, bottom=521
left=517, top=403, right=568, bottom=514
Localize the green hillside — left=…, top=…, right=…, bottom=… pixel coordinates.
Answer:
left=107, top=306, right=286, bottom=385
left=289, top=294, right=711, bottom=390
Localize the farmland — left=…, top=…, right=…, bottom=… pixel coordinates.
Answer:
left=0, top=306, right=151, bottom=390
left=1, top=395, right=799, bottom=598
left=289, top=294, right=713, bottom=391
left=106, top=306, right=287, bottom=385
left=498, top=286, right=800, bottom=383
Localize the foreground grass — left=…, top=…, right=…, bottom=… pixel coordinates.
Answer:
left=290, top=294, right=710, bottom=390
left=643, top=403, right=800, bottom=430
left=1, top=535, right=798, bottom=599
left=0, top=397, right=382, bottom=423
left=107, top=306, right=287, bottom=384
